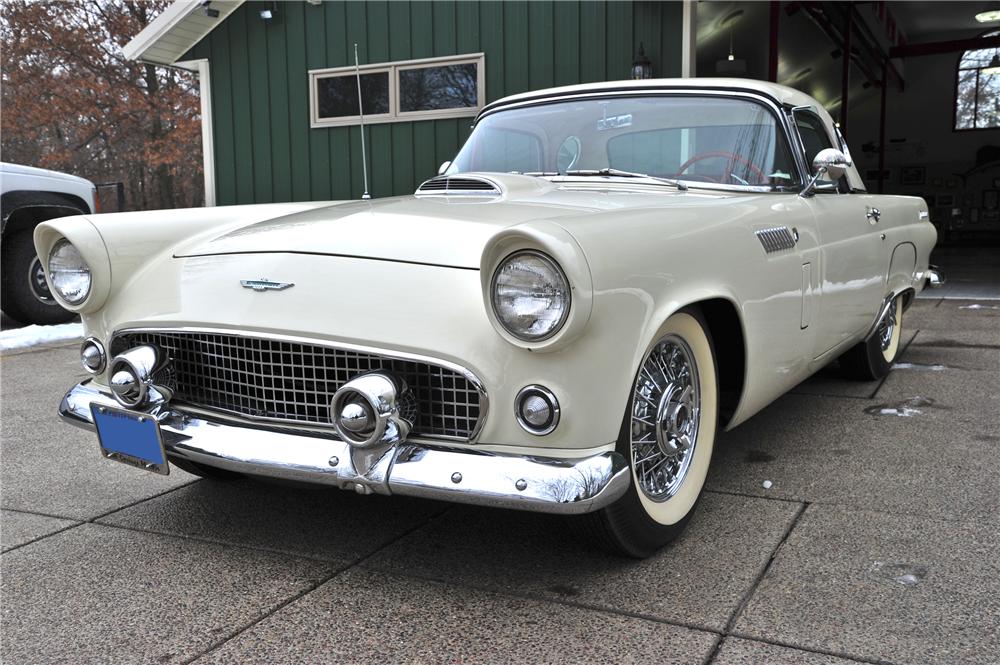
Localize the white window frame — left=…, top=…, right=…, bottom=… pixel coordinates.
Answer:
left=309, top=53, right=485, bottom=128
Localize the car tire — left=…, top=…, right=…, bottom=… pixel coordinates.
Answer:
left=839, top=294, right=903, bottom=381
left=580, top=308, right=718, bottom=558
left=169, top=457, right=243, bottom=481
left=1, top=228, right=75, bottom=325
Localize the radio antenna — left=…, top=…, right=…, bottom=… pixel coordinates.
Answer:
left=354, top=42, right=371, bottom=200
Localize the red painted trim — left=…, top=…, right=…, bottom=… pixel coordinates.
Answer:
left=768, top=1, right=780, bottom=83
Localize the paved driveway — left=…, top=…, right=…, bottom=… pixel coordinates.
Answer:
left=2, top=298, right=998, bottom=664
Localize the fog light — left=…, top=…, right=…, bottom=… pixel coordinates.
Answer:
left=515, top=385, right=560, bottom=435
left=107, top=345, right=172, bottom=408
left=80, top=337, right=106, bottom=374
left=110, top=366, right=142, bottom=406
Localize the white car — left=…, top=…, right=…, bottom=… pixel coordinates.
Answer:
left=2, top=162, right=97, bottom=324
left=39, top=79, right=940, bottom=557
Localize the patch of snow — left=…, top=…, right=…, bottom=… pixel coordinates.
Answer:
left=0, top=323, right=83, bottom=351
left=762, top=480, right=773, bottom=489
left=893, top=362, right=946, bottom=371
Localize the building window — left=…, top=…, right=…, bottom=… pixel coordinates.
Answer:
left=956, top=31, right=1000, bottom=130
left=310, top=54, right=484, bottom=128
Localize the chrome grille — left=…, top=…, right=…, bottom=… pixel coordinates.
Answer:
left=110, top=330, right=485, bottom=441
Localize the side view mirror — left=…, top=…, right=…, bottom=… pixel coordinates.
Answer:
left=800, top=148, right=852, bottom=197
left=812, top=148, right=851, bottom=180
left=437, top=161, right=452, bottom=176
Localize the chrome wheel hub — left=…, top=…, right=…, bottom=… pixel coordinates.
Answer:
left=28, top=255, right=55, bottom=303
left=878, top=298, right=898, bottom=351
left=631, top=335, right=700, bottom=501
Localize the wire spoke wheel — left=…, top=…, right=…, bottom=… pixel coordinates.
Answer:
left=877, top=297, right=898, bottom=353
left=630, top=334, right=700, bottom=501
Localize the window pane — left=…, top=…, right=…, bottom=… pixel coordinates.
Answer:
left=956, top=68, right=978, bottom=129
left=468, top=128, right=541, bottom=172
left=317, top=72, right=389, bottom=119
left=399, top=63, right=478, bottom=112
left=976, top=70, right=1000, bottom=129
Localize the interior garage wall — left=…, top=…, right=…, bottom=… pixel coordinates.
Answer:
left=185, top=0, right=684, bottom=205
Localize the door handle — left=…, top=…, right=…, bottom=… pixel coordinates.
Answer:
left=866, top=207, right=881, bottom=224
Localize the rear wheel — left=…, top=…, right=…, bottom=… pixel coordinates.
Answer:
left=840, top=294, right=903, bottom=380
left=1, top=228, right=75, bottom=325
left=582, top=309, right=718, bottom=558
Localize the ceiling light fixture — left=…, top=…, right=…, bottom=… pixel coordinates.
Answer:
left=975, top=9, right=1000, bottom=23
left=201, top=1, right=219, bottom=18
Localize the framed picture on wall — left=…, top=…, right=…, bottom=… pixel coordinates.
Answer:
left=865, top=169, right=891, bottom=183
left=900, top=166, right=925, bottom=185
left=984, top=190, right=999, bottom=210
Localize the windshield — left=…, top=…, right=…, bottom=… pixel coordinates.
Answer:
left=448, top=95, right=801, bottom=189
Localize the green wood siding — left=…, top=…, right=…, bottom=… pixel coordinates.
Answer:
left=186, top=0, right=683, bottom=204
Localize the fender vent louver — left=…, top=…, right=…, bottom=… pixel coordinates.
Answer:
left=756, top=226, right=797, bottom=253
left=415, top=176, right=501, bottom=196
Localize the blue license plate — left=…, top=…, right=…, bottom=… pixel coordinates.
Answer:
left=90, top=404, right=169, bottom=475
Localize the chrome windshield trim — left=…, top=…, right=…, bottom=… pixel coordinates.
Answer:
left=110, top=326, right=490, bottom=443
left=467, top=88, right=809, bottom=193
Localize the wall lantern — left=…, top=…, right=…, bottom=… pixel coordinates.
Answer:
left=631, top=43, right=653, bottom=80
left=260, top=2, right=277, bottom=20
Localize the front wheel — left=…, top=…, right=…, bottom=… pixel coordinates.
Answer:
left=839, top=294, right=903, bottom=381
left=582, top=309, right=718, bottom=558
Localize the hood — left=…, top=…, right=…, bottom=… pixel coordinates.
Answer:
left=175, top=174, right=724, bottom=269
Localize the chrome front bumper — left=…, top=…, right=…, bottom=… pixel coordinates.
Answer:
left=60, top=381, right=630, bottom=515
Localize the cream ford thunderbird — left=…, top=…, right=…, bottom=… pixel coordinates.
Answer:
left=39, top=79, right=941, bottom=557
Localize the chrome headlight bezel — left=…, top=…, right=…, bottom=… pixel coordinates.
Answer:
left=490, top=250, right=571, bottom=342
left=47, top=238, right=92, bottom=305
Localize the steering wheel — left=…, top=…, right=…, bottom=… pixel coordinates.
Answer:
left=677, top=151, right=768, bottom=184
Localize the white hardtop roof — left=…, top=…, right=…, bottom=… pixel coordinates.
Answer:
left=123, top=0, right=244, bottom=67
left=483, top=78, right=826, bottom=116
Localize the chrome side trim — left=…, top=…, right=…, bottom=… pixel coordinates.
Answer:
left=110, top=326, right=489, bottom=443
left=755, top=226, right=797, bottom=253
left=60, top=381, right=628, bottom=515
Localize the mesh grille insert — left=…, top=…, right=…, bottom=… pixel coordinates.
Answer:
left=110, top=331, right=484, bottom=441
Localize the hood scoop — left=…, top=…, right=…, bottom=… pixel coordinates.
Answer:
left=415, top=175, right=502, bottom=197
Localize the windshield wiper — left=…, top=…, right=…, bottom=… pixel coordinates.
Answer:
left=564, top=168, right=688, bottom=191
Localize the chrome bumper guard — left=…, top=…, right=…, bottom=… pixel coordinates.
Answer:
left=60, top=381, right=630, bottom=515
left=926, top=265, right=945, bottom=289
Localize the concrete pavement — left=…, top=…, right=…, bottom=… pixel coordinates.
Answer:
left=2, top=297, right=998, bottom=664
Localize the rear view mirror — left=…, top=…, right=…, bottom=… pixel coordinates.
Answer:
left=800, top=148, right=851, bottom=197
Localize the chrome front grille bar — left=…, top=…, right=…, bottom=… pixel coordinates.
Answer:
left=110, top=328, right=487, bottom=443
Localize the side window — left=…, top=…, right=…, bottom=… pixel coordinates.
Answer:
left=794, top=110, right=842, bottom=190
left=795, top=112, right=833, bottom=166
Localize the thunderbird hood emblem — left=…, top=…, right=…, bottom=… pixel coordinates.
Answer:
left=240, top=278, right=294, bottom=292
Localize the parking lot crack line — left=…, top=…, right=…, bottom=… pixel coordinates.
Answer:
left=723, top=633, right=890, bottom=665
left=0, top=521, right=84, bottom=555
left=181, top=505, right=457, bottom=664
left=85, top=479, right=200, bottom=524
left=722, top=501, right=807, bottom=635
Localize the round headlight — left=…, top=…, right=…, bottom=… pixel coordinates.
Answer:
left=491, top=251, right=570, bottom=341
left=48, top=239, right=92, bottom=305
